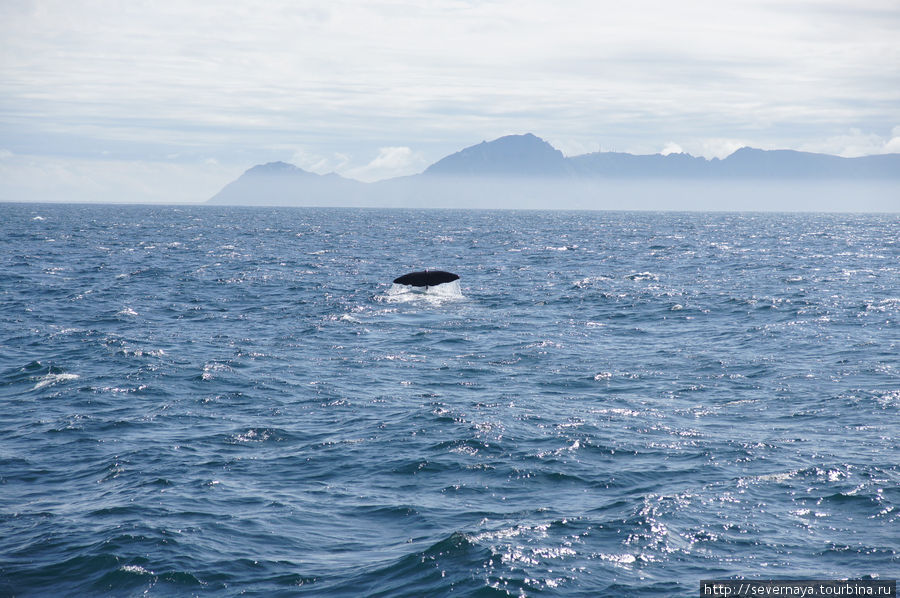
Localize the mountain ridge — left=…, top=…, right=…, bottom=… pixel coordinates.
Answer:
left=208, top=134, right=900, bottom=207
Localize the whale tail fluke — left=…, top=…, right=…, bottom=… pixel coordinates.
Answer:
left=393, top=270, right=459, bottom=287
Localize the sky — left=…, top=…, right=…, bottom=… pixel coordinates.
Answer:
left=1, top=0, right=899, bottom=203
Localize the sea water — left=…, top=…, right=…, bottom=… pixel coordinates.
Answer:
left=1, top=204, right=897, bottom=596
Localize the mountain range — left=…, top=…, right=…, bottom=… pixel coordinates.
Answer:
left=208, top=133, right=900, bottom=209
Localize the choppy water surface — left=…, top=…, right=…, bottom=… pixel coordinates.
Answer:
left=1, top=204, right=897, bottom=596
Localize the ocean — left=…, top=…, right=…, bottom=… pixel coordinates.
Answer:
left=1, top=204, right=897, bottom=597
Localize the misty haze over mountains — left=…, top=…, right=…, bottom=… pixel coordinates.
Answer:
left=209, top=134, right=900, bottom=211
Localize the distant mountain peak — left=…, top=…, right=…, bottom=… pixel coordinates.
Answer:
left=245, top=161, right=311, bottom=176
left=208, top=160, right=362, bottom=206
left=424, top=133, right=571, bottom=176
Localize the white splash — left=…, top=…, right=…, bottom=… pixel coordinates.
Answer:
left=378, top=280, right=464, bottom=304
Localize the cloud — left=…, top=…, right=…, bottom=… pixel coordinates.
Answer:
left=346, top=146, right=427, bottom=182
left=289, top=149, right=349, bottom=175
left=887, top=127, right=900, bottom=153
left=661, top=143, right=684, bottom=156
left=687, top=139, right=752, bottom=160
left=4, top=2, right=897, bottom=141
left=799, top=127, right=900, bottom=157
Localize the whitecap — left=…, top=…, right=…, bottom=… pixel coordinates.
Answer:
left=33, top=372, right=80, bottom=390
left=738, top=470, right=798, bottom=486
left=118, top=348, right=165, bottom=358
left=233, top=429, right=270, bottom=442
left=573, top=277, right=599, bottom=288
left=592, top=407, right=642, bottom=417
left=875, top=389, right=900, bottom=407
left=100, top=384, right=148, bottom=394
left=201, top=362, right=231, bottom=381
left=598, top=552, right=636, bottom=565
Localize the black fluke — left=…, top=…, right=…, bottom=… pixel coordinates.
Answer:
left=393, top=270, right=459, bottom=287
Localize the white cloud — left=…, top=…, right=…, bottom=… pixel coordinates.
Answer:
left=799, top=127, right=900, bottom=157
left=887, top=127, right=900, bottom=153
left=661, top=143, right=684, bottom=156
left=687, top=139, right=753, bottom=160
left=346, top=146, right=427, bottom=182
left=289, top=149, right=351, bottom=175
